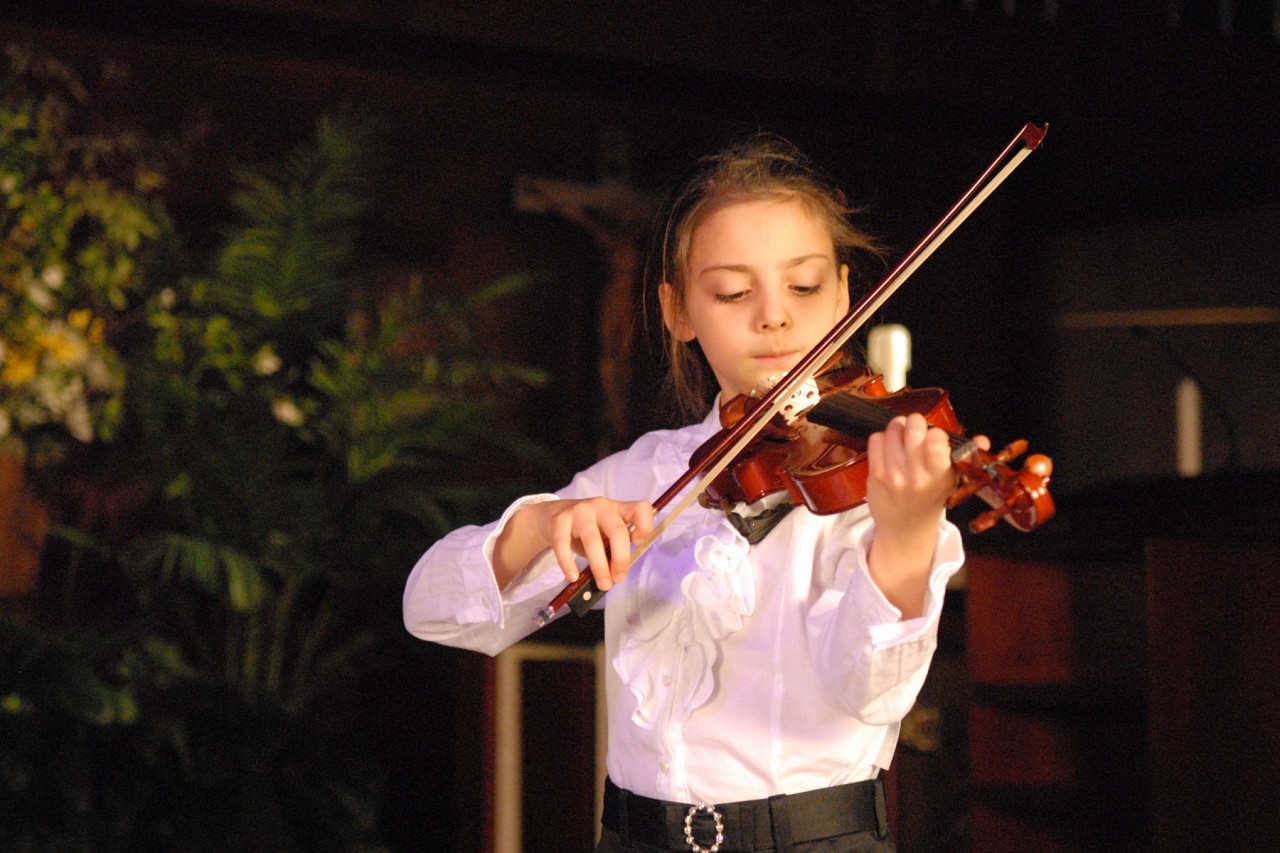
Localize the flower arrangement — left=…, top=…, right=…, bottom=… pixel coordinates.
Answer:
left=0, top=44, right=167, bottom=464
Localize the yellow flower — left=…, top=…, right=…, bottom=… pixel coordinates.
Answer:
left=1, top=351, right=38, bottom=385
left=68, top=308, right=93, bottom=330
left=36, top=328, right=89, bottom=366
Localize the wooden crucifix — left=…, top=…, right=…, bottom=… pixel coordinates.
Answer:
left=512, top=129, right=664, bottom=455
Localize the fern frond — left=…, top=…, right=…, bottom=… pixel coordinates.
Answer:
left=123, top=532, right=269, bottom=612
left=204, top=109, right=384, bottom=343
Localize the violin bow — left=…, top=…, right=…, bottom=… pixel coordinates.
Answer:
left=537, top=121, right=1049, bottom=623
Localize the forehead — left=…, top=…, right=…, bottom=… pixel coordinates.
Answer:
left=688, top=197, right=835, bottom=267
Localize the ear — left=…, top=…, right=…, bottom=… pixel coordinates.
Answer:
left=658, top=282, right=696, bottom=342
left=836, top=264, right=850, bottom=316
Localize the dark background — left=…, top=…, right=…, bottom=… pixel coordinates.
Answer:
left=5, top=0, right=1277, bottom=483
left=3, top=1, right=1277, bottom=851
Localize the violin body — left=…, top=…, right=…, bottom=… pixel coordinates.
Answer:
left=692, top=364, right=1054, bottom=535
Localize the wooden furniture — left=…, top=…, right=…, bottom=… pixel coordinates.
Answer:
left=450, top=614, right=604, bottom=853
left=964, top=471, right=1280, bottom=852
left=1145, top=536, right=1280, bottom=852
left=965, top=550, right=1147, bottom=852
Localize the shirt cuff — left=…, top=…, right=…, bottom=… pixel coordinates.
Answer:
left=482, top=493, right=567, bottom=606
left=857, top=520, right=965, bottom=650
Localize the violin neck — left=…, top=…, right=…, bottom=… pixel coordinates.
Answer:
left=806, top=393, right=896, bottom=434
left=808, top=391, right=972, bottom=454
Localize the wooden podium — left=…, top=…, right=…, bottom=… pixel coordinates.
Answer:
left=963, top=471, right=1280, bottom=852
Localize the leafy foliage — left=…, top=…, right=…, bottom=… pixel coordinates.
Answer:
left=1, top=49, right=548, bottom=851
left=0, top=44, right=169, bottom=462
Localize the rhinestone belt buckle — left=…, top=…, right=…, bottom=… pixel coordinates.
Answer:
left=683, top=803, right=724, bottom=853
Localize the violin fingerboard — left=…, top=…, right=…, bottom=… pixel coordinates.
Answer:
left=807, top=393, right=896, bottom=433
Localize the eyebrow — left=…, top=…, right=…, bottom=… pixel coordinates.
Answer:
left=697, top=253, right=831, bottom=277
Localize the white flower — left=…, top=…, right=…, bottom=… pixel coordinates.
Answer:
left=158, top=288, right=177, bottom=309
left=84, top=352, right=114, bottom=391
left=32, top=375, right=62, bottom=413
left=253, top=346, right=282, bottom=376
left=41, top=266, right=66, bottom=289
left=27, top=284, right=54, bottom=311
left=271, top=398, right=304, bottom=427
left=64, top=396, right=94, bottom=442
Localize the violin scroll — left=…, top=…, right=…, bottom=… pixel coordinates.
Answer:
left=948, top=439, right=1054, bottom=533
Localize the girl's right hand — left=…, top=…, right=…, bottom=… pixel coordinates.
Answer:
left=523, top=497, right=655, bottom=590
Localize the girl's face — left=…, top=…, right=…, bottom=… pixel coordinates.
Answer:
left=660, top=197, right=849, bottom=400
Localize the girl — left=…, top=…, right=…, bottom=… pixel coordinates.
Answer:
left=403, top=134, right=974, bottom=853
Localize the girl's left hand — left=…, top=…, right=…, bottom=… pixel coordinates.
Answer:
left=865, top=413, right=970, bottom=539
left=864, top=413, right=988, bottom=616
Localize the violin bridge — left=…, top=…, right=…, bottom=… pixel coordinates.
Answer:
left=776, top=377, right=821, bottom=424
left=751, top=374, right=820, bottom=424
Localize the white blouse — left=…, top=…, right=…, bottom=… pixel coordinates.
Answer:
left=402, top=404, right=965, bottom=805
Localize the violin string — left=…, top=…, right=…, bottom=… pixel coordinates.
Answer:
left=807, top=392, right=971, bottom=450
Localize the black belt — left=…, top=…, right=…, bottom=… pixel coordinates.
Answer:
left=602, top=776, right=889, bottom=852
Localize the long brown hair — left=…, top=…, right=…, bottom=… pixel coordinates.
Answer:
left=652, top=132, right=883, bottom=420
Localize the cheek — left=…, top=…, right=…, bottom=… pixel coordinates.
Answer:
left=803, top=298, right=845, bottom=329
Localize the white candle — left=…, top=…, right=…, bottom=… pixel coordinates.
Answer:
left=1176, top=376, right=1203, bottom=477
left=867, top=324, right=912, bottom=392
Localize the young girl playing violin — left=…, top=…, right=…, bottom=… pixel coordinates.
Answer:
left=404, top=133, right=981, bottom=853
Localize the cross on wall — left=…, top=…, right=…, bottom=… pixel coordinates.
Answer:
left=512, top=131, right=665, bottom=454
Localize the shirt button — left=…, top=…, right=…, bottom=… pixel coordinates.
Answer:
left=662, top=675, right=672, bottom=686
left=660, top=760, right=671, bottom=773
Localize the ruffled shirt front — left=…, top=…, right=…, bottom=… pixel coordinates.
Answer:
left=612, top=507, right=755, bottom=733
left=403, top=404, right=965, bottom=805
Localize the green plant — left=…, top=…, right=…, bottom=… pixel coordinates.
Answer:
left=0, top=43, right=168, bottom=465
left=2, top=51, right=549, bottom=851
left=120, top=109, right=548, bottom=711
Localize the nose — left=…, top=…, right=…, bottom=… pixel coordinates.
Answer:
left=755, top=290, right=790, bottom=331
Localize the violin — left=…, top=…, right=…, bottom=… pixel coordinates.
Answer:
left=536, top=121, right=1052, bottom=624
left=692, top=360, right=1055, bottom=534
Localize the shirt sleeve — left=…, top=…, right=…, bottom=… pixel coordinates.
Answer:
left=401, top=493, right=569, bottom=657
left=806, top=517, right=965, bottom=724
left=401, top=430, right=671, bottom=657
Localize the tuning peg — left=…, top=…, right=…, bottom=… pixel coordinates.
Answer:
left=969, top=503, right=1013, bottom=533
left=947, top=478, right=985, bottom=508
left=993, top=439, right=1028, bottom=464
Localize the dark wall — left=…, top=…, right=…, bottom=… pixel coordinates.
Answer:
left=12, top=0, right=1278, bottom=478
